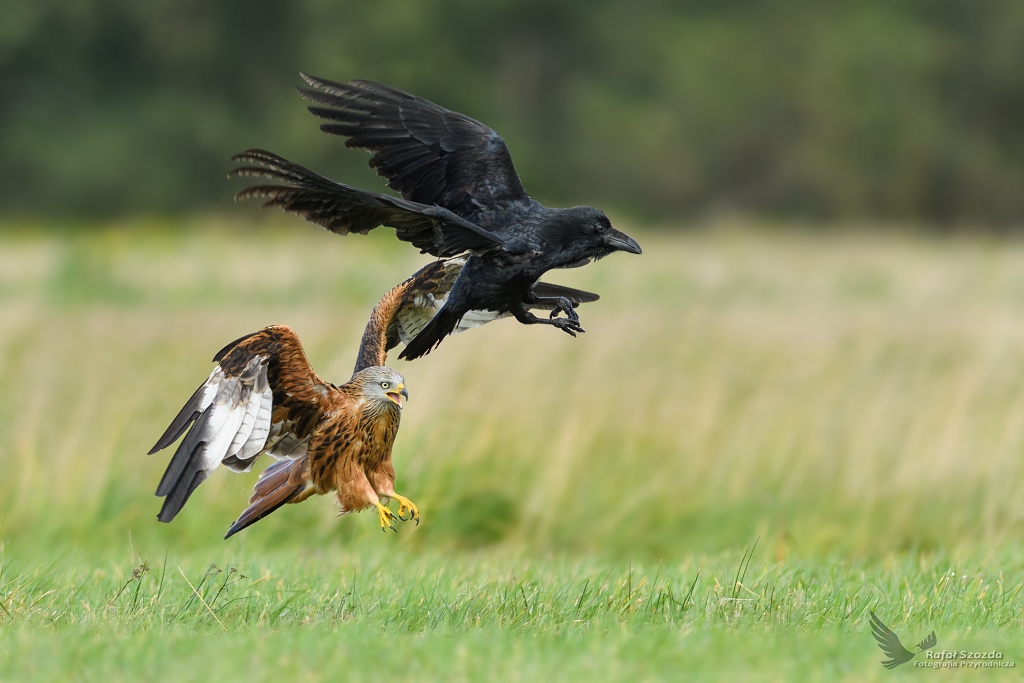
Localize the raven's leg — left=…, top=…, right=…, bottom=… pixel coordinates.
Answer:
left=510, top=303, right=585, bottom=336
left=523, top=293, right=581, bottom=324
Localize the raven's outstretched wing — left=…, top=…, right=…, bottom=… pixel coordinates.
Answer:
left=915, top=631, right=937, bottom=652
left=869, top=611, right=915, bottom=669
left=231, top=149, right=503, bottom=258
left=351, top=258, right=601, bottom=373
left=298, top=74, right=529, bottom=216
left=149, top=325, right=328, bottom=522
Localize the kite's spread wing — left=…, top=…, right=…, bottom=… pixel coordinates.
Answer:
left=298, top=74, right=529, bottom=216
left=149, top=325, right=328, bottom=522
left=351, top=258, right=600, bottom=374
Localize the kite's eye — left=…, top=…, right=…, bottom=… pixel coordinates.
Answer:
left=381, top=382, right=390, bottom=389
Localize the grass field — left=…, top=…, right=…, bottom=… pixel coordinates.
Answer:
left=1, top=218, right=1024, bottom=681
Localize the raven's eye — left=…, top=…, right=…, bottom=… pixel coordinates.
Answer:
left=381, top=381, right=390, bottom=389
left=595, top=223, right=608, bottom=233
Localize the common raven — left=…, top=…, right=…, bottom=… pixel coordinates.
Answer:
left=230, top=75, right=641, bottom=359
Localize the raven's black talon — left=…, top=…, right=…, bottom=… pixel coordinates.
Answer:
left=552, top=315, right=586, bottom=336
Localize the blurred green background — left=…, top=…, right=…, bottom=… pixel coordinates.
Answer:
left=4, top=4, right=1024, bottom=679
left=4, top=0, right=1024, bottom=224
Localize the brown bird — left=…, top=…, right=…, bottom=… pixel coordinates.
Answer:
left=151, top=325, right=412, bottom=538
left=150, top=259, right=597, bottom=538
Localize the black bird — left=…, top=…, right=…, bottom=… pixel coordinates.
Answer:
left=230, top=74, right=642, bottom=359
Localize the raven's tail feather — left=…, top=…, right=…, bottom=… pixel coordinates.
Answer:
left=399, top=306, right=464, bottom=360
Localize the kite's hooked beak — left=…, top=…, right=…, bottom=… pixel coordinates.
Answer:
left=604, top=228, right=642, bottom=255
left=386, top=384, right=409, bottom=408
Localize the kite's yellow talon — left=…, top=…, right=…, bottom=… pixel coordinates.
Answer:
left=375, top=502, right=398, bottom=532
left=393, top=494, right=420, bottom=525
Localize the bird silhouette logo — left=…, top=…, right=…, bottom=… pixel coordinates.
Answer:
left=870, top=611, right=938, bottom=669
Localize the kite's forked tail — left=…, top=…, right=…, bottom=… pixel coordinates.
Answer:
left=224, top=457, right=312, bottom=539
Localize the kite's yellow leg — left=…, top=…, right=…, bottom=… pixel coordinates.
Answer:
left=375, top=501, right=398, bottom=532
left=392, top=494, right=420, bottom=525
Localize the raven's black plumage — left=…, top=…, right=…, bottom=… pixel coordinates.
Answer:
left=233, top=75, right=642, bottom=358
left=230, top=150, right=502, bottom=257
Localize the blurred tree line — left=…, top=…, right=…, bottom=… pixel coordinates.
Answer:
left=2, top=0, right=1023, bottom=225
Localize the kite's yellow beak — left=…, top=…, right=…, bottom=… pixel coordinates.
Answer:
left=386, top=383, right=408, bottom=408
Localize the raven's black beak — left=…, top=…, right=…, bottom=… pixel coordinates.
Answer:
left=604, top=229, right=642, bottom=255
